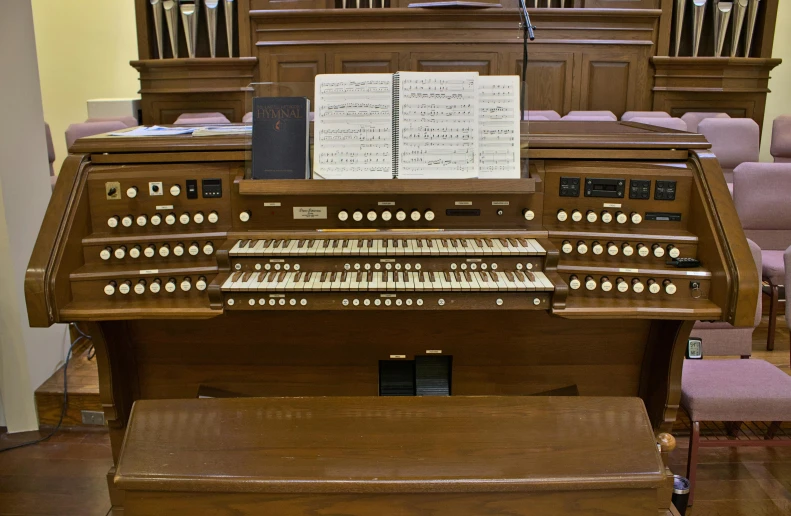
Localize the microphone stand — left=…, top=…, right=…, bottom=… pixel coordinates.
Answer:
left=518, top=0, right=536, bottom=121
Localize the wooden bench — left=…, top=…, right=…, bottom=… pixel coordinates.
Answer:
left=115, top=396, right=671, bottom=516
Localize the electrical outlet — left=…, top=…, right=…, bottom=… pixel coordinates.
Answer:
left=81, top=410, right=105, bottom=426
left=149, top=181, right=163, bottom=196
left=105, top=182, right=121, bottom=200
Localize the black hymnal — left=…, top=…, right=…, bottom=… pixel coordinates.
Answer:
left=251, top=97, right=310, bottom=179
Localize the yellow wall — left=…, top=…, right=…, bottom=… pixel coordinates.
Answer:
left=761, top=1, right=791, bottom=161
left=32, top=0, right=139, bottom=173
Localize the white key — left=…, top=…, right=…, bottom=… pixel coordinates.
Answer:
left=404, top=271, right=415, bottom=290
left=359, top=271, right=369, bottom=291
left=404, top=239, right=416, bottom=255
left=491, top=239, right=508, bottom=255
left=265, top=272, right=280, bottom=290
left=231, top=272, right=248, bottom=291
left=221, top=273, right=238, bottom=290
left=492, top=271, right=508, bottom=290
left=395, top=271, right=406, bottom=290
left=529, top=239, right=546, bottom=254
left=295, top=240, right=310, bottom=256
left=280, top=272, right=295, bottom=291
left=519, top=271, right=536, bottom=291
left=261, top=240, right=276, bottom=255
left=329, top=272, right=341, bottom=291
left=384, top=271, right=394, bottom=290
left=305, top=272, right=319, bottom=291
left=255, top=272, right=271, bottom=291
left=230, top=240, right=244, bottom=255
left=459, top=272, right=471, bottom=291
left=292, top=272, right=306, bottom=291
left=533, top=271, right=554, bottom=290
left=416, top=272, right=428, bottom=291
left=480, top=239, right=494, bottom=255
left=243, top=272, right=260, bottom=290
left=431, top=272, right=443, bottom=291
left=504, top=239, right=520, bottom=255
left=510, top=271, right=526, bottom=291
left=347, top=271, right=359, bottom=291
left=418, top=239, right=431, bottom=255
left=436, top=239, right=449, bottom=255
left=498, top=272, right=516, bottom=291
left=342, top=272, right=353, bottom=291
left=449, top=272, right=461, bottom=290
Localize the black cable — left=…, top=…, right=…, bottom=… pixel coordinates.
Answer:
left=0, top=323, right=91, bottom=453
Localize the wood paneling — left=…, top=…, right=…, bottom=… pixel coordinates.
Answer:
left=515, top=52, right=574, bottom=113
left=410, top=53, right=498, bottom=75
left=581, top=58, right=632, bottom=116
left=333, top=52, right=399, bottom=74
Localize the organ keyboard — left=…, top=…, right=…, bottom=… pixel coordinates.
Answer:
left=26, top=122, right=759, bottom=515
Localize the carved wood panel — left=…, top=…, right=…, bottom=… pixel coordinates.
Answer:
left=513, top=52, right=575, bottom=114
left=580, top=58, right=632, bottom=116
left=270, top=53, right=326, bottom=100
left=409, top=53, right=499, bottom=75
left=333, top=52, right=399, bottom=74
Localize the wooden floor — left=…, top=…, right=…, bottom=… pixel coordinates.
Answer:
left=0, top=316, right=789, bottom=516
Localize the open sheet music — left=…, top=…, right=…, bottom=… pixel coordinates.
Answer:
left=313, top=72, right=520, bottom=179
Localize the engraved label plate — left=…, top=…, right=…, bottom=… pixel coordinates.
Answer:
left=687, top=271, right=708, bottom=276
left=455, top=201, right=473, bottom=206
left=139, top=269, right=159, bottom=274
left=378, top=201, right=395, bottom=206
left=269, top=294, right=286, bottom=298
left=380, top=294, right=397, bottom=298
left=466, top=258, right=482, bottom=262
left=492, top=201, right=510, bottom=206
left=426, top=350, right=443, bottom=354
left=389, top=355, right=406, bottom=359
left=293, top=207, right=327, bottom=219
left=619, top=268, right=639, bottom=273
left=269, top=259, right=285, bottom=263
left=155, top=205, right=174, bottom=210
left=380, top=258, right=396, bottom=263
left=264, top=202, right=281, bottom=207
left=603, top=203, right=622, bottom=208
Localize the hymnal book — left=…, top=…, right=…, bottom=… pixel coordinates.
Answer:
left=251, top=97, right=311, bottom=179
left=313, top=72, right=520, bottom=179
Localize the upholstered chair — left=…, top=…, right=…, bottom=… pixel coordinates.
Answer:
left=64, top=121, right=128, bottom=150
left=628, top=117, right=687, bottom=131
left=683, top=239, right=791, bottom=504
left=564, top=110, right=617, bottom=120
left=525, top=110, right=561, bottom=121
left=560, top=115, right=616, bottom=122
left=698, top=118, right=760, bottom=184
left=242, top=112, right=253, bottom=123
left=681, top=112, right=730, bottom=132
left=770, top=115, right=791, bottom=163
left=174, top=112, right=231, bottom=125
left=621, top=111, right=670, bottom=122
left=733, top=163, right=791, bottom=350
left=86, top=116, right=138, bottom=128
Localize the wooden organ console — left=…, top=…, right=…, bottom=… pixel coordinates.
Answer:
left=26, top=121, right=758, bottom=513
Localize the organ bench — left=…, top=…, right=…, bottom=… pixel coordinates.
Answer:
left=26, top=121, right=758, bottom=513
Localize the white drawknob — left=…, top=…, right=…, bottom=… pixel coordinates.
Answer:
left=126, top=187, right=138, bottom=198
left=561, top=241, right=573, bottom=254
left=585, top=277, right=597, bottom=291
left=569, top=276, right=581, bottom=290
left=122, top=216, right=133, bottom=227
left=668, top=246, right=681, bottom=259
left=367, top=210, right=377, bottom=222
left=165, top=279, right=177, bottom=293
left=170, top=185, right=181, bottom=196
left=608, top=244, right=619, bottom=256
left=104, top=282, right=116, bottom=296
left=381, top=210, right=392, bottom=221
left=159, top=245, right=170, bottom=257
left=601, top=279, right=613, bottom=292
left=150, top=280, right=161, bottom=294
left=144, top=245, right=156, bottom=258
left=410, top=210, right=421, bottom=221
left=181, top=278, right=192, bottom=292
left=151, top=214, right=162, bottom=226
left=114, top=247, right=126, bottom=259
left=174, top=244, right=185, bottom=257
left=649, top=281, right=661, bottom=294
left=665, top=281, right=677, bottom=295
left=193, top=212, right=204, bottom=224
left=616, top=212, right=628, bottom=224
left=136, top=215, right=147, bottom=227
left=239, top=211, right=251, bottom=222
left=586, top=211, right=598, bottom=223
left=100, top=248, right=112, bottom=261
left=571, top=210, right=583, bottom=222
left=523, top=209, right=535, bottom=221
left=179, top=213, right=190, bottom=225
left=134, top=281, right=146, bottom=295
left=592, top=242, right=604, bottom=255
left=601, top=211, right=613, bottom=224
left=631, top=212, right=643, bottom=224
left=622, top=244, right=634, bottom=257
left=196, top=277, right=207, bottom=291
left=396, top=210, right=407, bottom=221
left=638, top=244, right=650, bottom=257
left=165, top=213, right=176, bottom=225
left=353, top=210, right=364, bottom=222
left=577, top=242, right=588, bottom=255
left=424, top=210, right=435, bottom=221
left=129, top=246, right=141, bottom=259
left=632, top=280, right=644, bottom=293
left=653, top=245, right=665, bottom=258
left=107, top=216, right=119, bottom=228
left=189, top=243, right=200, bottom=256
left=208, top=211, right=219, bottom=224
left=617, top=279, right=629, bottom=293
left=203, top=243, right=214, bottom=255
left=557, top=210, right=568, bottom=222
left=338, top=210, right=349, bottom=221
left=119, top=282, right=131, bottom=295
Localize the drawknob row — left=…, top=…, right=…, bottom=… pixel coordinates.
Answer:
left=108, top=211, right=218, bottom=228
left=338, top=209, right=435, bottom=222
left=100, top=242, right=214, bottom=260
left=104, top=276, right=208, bottom=296
left=569, top=275, right=677, bottom=294
left=557, top=210, right=641, bottom=224
left=561, top=241, right=680, bottom=258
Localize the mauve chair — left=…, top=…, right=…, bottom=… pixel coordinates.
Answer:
left=770, top=115, right=791, bottom=163
left=45, top=123, right=56, bottom=188
left=65, top=121, right=128, bottom=150
left=786, top=250, right=791, bottom=361
left=525, top=110, right=561, bottom=121
left=86, top=116, right=138, bottom=128
left=683, top=239, right=791, bottom=505
left=242, top=112, right=253, bottom=123
left=629, top=117, right=687, bottom=131
left=564, top=110, right=617, bottom=120
left=733, top=163, right=791, bottom=350
left=174, top=112, right=231, bottom=125
left=681, top=112, right=730, bottom=132
left=621, top=111, right=670, bottom=122
left=560, top=115, right=615, bottom=122
left=698, top=118, right=760, bottom=184
left=524, top=115, right=550, bottom=121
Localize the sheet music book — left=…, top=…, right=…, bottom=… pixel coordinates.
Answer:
left=313, top=72, right=520, bottom=179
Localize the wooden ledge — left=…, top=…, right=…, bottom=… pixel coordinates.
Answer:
left=236, top=178, right=537, bottom=195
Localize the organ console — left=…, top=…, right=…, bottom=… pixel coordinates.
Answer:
left=26, top=121, right=758, bottom=513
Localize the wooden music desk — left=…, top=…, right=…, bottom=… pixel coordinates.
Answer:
left=115, top=396, right=669, bottom=515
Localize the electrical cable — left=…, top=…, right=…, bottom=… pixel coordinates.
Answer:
left=0, top=323, right=91, bottom=453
